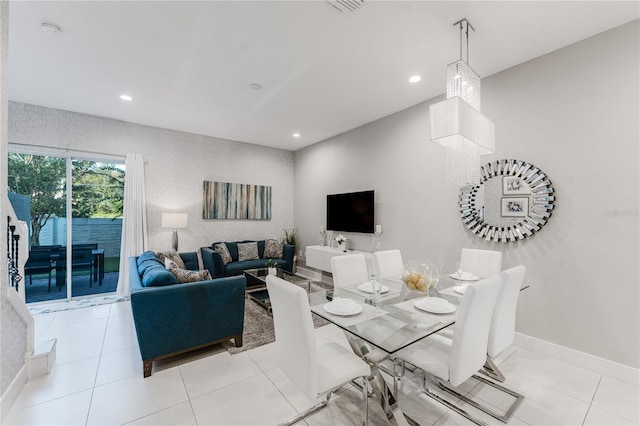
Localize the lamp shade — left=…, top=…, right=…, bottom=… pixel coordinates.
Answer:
left=429, top=97, right=495, bottom=155
left=161, top=212, right=188, bottom=229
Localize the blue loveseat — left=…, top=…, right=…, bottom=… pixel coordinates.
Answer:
left=129, top=251, right=246, bottom=377
left=200, top=240, right=295, bottom=279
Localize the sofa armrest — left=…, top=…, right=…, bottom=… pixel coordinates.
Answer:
left=282, top=244, right=295, bottom=273
left=130, top=273, right=246, bottom=362
left=179, top=252, right=200, bottom=270
left=200, top=247, right=225, bottom=278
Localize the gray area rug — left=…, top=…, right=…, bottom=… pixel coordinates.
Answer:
left=224, top=283, right=330, bottom=354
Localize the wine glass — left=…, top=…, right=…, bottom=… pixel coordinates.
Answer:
left=437, top=256, right=445, bottom=276
left=368, top=266, right=382, bottom=309
left=456, top=260, right=464, bottom=280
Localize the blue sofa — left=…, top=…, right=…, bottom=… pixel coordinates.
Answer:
left=200, top=240, right=295, bottom=279
left=129, top=252, right=246, bottom=377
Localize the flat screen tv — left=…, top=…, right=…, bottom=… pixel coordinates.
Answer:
left=326, top=190, right=375, bottom=234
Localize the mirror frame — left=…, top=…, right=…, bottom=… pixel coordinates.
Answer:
left=459, top=159, right=555, bottom=242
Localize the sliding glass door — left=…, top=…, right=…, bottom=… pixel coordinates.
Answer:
left=70, top=160, right=125, bottom=298
left=8, top=153, right=67, bottom=303
left=8, top=151, right=125, bottom=303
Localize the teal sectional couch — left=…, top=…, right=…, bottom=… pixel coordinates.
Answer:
left=200, top=240, right=295, bottom=279
left=129, top=251, right=246, bottom=377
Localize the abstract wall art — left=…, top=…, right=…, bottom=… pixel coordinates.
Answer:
left=203, top=181, right=272, bottom=220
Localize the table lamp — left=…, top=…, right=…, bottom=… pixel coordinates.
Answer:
left=161, top=212, right=188, bottom=251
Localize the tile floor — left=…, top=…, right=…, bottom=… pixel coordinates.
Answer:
left=3, top=300, right=639, bottom=426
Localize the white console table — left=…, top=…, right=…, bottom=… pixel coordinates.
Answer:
left=305, top=245, right=373, bottom=273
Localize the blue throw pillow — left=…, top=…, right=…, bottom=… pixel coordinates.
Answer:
left=137, top=251, right=159, bottom=265
left=136, top=251, right=164, bottom=276
left=137, top=259, right=160, bottom=276
left=141, top=264, right=178, bottom=287
left=137, top=251, right=162, bottom=274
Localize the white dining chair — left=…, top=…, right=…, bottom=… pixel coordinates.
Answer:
left=373, top=249, right=403, bottom=280
left=460, top=248, right=502, bottom=278
left=329, top=253, right=390, bottom=368
left=395, top=275, right=501, bottom=425
left=434, top=265, right=526, bottom=422
left=485, top=265, right=526, bottom=381
left=331, top=253, right=369, bottom=288
left=266, top=275, right=371, bottom=426
left=452, top=264, right=526, bottom=423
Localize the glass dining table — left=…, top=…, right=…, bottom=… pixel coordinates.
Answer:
left=308, top=275, right=528, bottom=426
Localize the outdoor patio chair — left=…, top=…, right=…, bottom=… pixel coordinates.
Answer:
left=24, top=249, right=53, bottom=291
left=72, top=247, right=94, bottom=286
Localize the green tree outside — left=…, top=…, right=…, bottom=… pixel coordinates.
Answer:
left=8, top=154, right=125, bottom=247
left=72, top=160, right=125, bottom=218
left=8, top=154, right=66, bottom=247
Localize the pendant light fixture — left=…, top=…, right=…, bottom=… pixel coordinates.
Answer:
left=430, top=18, right=495, bottom=185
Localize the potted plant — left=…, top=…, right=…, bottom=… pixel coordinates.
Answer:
left=334, top=234, right=348, bottom=252
left=282, top=227, right=298, bottom=247
left=282, top=228, right=299, bottom=273
left=265, top=259, right=280, bottom=275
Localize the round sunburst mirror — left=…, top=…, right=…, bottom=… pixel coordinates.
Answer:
left=459, top=159, right=555, bottom=242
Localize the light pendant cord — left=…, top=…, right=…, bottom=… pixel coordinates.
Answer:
left=453, top=18, right=475, bottom=65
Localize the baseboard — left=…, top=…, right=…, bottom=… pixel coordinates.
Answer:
left=0, top=340, right=56, bottom=419
left=0, top=363, right=28, bottom=421
left=514, top=332, right=640, bottom=386
left=30, top=338, right=57, bottom=377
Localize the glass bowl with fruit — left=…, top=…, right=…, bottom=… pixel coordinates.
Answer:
left=402, top=260, right=438, bottom=294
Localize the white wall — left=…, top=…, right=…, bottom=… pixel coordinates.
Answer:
left=295, top=20, right=639, bottom=368
left=1, top=0, right=29, bottom=399
left=8, top=103, right=295, bottom=253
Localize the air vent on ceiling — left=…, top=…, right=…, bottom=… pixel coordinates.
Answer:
left=326, top=0, right=365, bottom=14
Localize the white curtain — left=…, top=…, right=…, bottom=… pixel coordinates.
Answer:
left=116, top=153, right=148, bottom=296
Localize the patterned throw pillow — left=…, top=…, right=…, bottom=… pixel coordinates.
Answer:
left=214, top=243, right=233, bottom=265
left=238, top=242, right=259, bottom=261
left=157, top=249, right=186, bottom=270
left=164, top=257, right=179, bottom=270
left=264, top=239, right=284, bottom=259
left=168, top=265, right=212, bottom=283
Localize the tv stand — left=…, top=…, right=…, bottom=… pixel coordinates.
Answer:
left=305, top=245, right=373, bottom=273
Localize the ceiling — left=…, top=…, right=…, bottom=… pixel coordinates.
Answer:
left=8, top=1, right=639, bottom=151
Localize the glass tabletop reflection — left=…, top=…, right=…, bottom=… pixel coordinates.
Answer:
left=309, top=277, right=462, bottom=355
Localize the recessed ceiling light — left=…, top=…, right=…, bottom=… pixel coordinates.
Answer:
left=120, top=94, right=133, bottom=102
left=292, top=133, right=301, bottom=138
left=41, top=22, right=63, bottom=34
left=249, top=83, right=263, bottom=90
left=409, top=75, right=422, bottom=83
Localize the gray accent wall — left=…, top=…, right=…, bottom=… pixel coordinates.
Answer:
left=295, top=20, right=639, bottom=368
left=8, top=103, right=295, bottom=253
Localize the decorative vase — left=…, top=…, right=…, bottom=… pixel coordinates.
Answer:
left=268, top=267, right=277, bottom=275
left=337, top=242, right=346, bottom=252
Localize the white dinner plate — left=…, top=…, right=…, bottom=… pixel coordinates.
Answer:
left=414, top=298, right=456, bottom=314
left=357, top=281, right=390, bottom=294
left=449, top=272, right=479, bottom=281
left=453, top=285, right=469, bottom=295
left=323, top=300, right=363, bottom=316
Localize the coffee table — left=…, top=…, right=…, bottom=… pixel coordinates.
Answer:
left=243, top=268, right=311, bottom=312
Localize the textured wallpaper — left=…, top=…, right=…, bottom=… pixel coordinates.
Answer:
left=4, top=97, right=295, bottom=395
left=2, top=0, right=29, bottom=398
left=8, top=102, right=295, bottom=253
left=0, top=298, right=28, bottom=396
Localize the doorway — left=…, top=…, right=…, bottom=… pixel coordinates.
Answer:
left=8, top=152, right=125, bottom=303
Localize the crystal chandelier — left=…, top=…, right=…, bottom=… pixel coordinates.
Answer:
left=430, top=18, right=495, bottom=185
